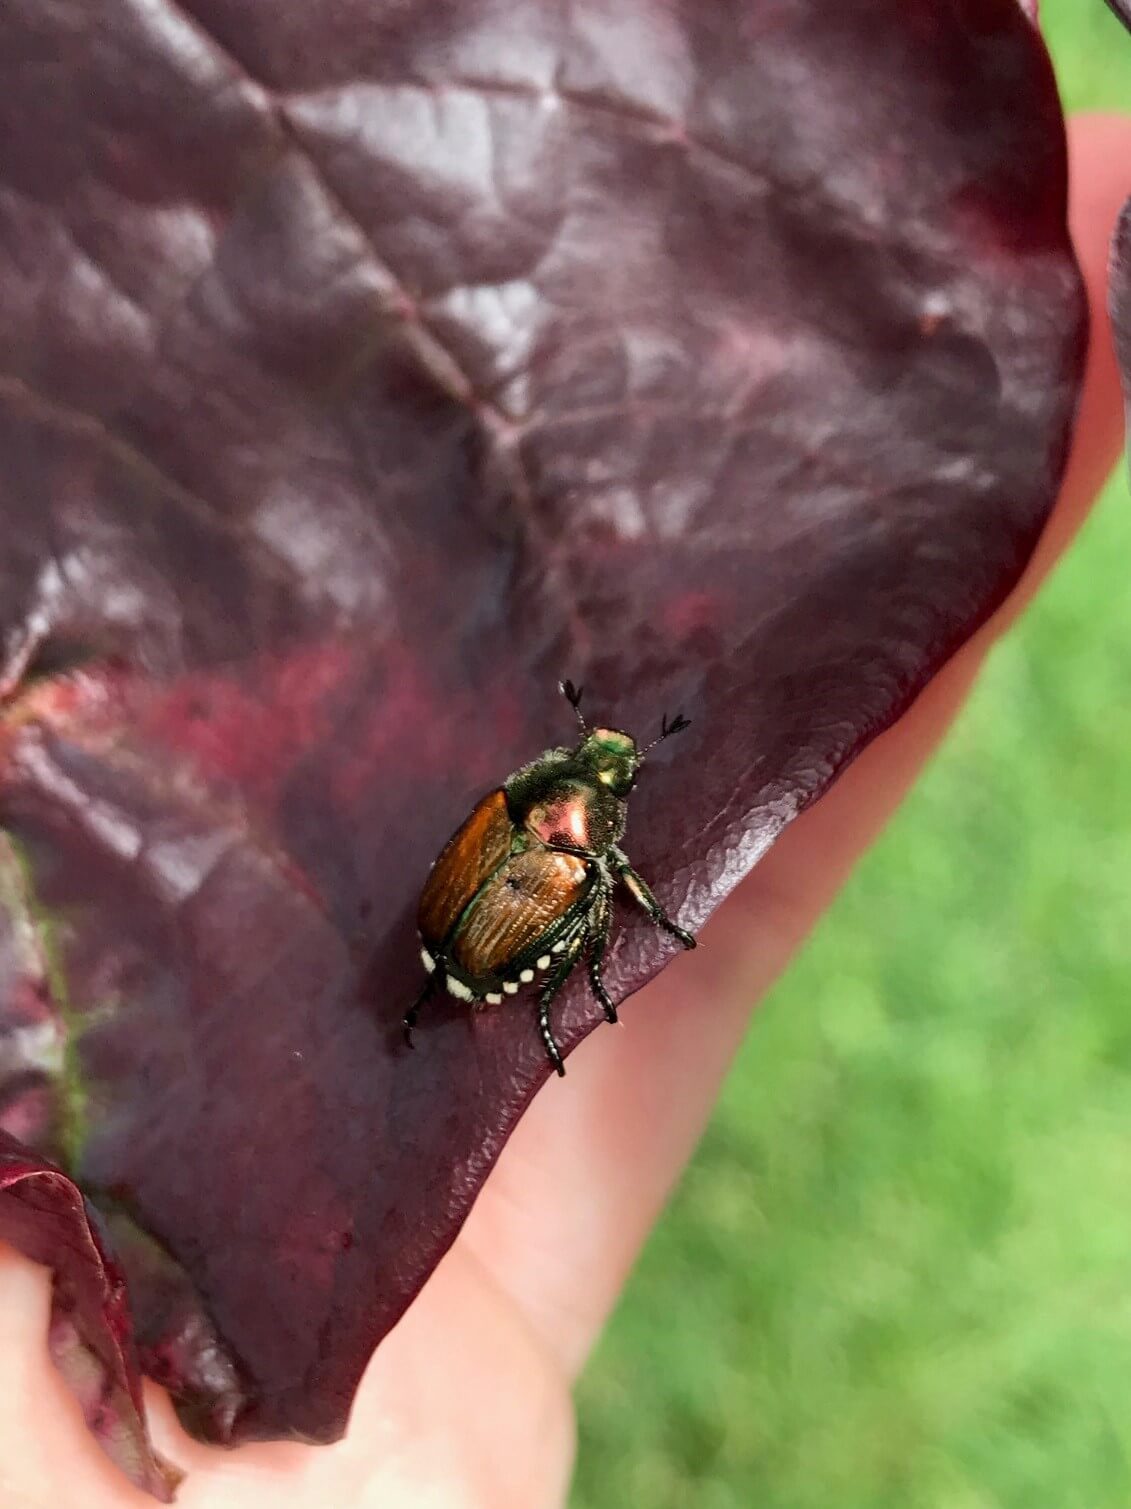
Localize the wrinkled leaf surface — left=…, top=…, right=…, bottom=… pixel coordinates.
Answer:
left=0, top=0, right=1084, bottom=1490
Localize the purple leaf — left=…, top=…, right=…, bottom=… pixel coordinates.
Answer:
left=0, top=0, right=1085, bottom=1493
left=0, top=1128, right=181, bottom=1501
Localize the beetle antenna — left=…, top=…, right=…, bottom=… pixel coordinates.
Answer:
left=641, top=711, right=691, bottom=755
left=559, top=678, right=588, bottom=735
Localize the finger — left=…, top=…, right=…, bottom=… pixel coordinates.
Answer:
left=460, top=111, right=1131, bottom=1380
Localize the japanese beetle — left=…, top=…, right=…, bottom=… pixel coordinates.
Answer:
left=404, top=680, right=696, bottom=1076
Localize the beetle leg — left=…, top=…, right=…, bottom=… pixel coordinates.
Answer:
left=537, top=926, right=587, bottom=1076
left=609, top=845, right=696, bottom=950
left=586, top=882, right=618, bottom=1023
left=403, top=971, right=438, bottom=1048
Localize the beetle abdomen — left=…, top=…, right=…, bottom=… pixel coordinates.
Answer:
left=418, top=789, right=512, bottom=949
left=451, top=848, right=591, bottom=979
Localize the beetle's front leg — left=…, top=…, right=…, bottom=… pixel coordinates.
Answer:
left=610, top=846, right=696, bottom=950
left=537, top=927, right=586, bottom=1076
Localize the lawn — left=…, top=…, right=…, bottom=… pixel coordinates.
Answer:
left=572, top=7, right=1131, bottom=1507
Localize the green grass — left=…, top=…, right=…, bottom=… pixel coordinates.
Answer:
left=572, top=9, right=1131, bottom=1506
left=1042, top=2, right=1131, bottom=114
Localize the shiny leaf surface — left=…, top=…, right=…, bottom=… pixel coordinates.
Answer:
left=0, top=0, right=1084, bottom=1492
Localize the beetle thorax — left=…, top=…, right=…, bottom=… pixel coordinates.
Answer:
left=507, top=769, right=622, bottom=856
left=523, top=784, right=597, bottom=853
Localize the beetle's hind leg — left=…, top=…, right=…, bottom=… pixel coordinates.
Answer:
left=537, top=926, right=587, bottom=1076
left=403, top=970, right=438, bottom=1049
left=610, top=845, right=696, bottom=950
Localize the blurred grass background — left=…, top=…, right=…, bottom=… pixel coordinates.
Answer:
left=572, top=7, right=1131, bottom=1507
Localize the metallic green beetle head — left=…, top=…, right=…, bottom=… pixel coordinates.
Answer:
left=577, top=726, right=640, bottom=797
left=560, top=680, right=690, bottom=800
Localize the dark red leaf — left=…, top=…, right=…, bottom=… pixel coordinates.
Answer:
left=0, top=1127, right=181, bottom=1500
left=0, top=0, right=1085, bottom=1492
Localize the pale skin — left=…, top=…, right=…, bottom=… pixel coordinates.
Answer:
left=0, top=115, right=1128, bottom=1509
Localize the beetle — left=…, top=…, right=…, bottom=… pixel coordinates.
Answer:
left=403, top=680, right=696, bottom=1076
